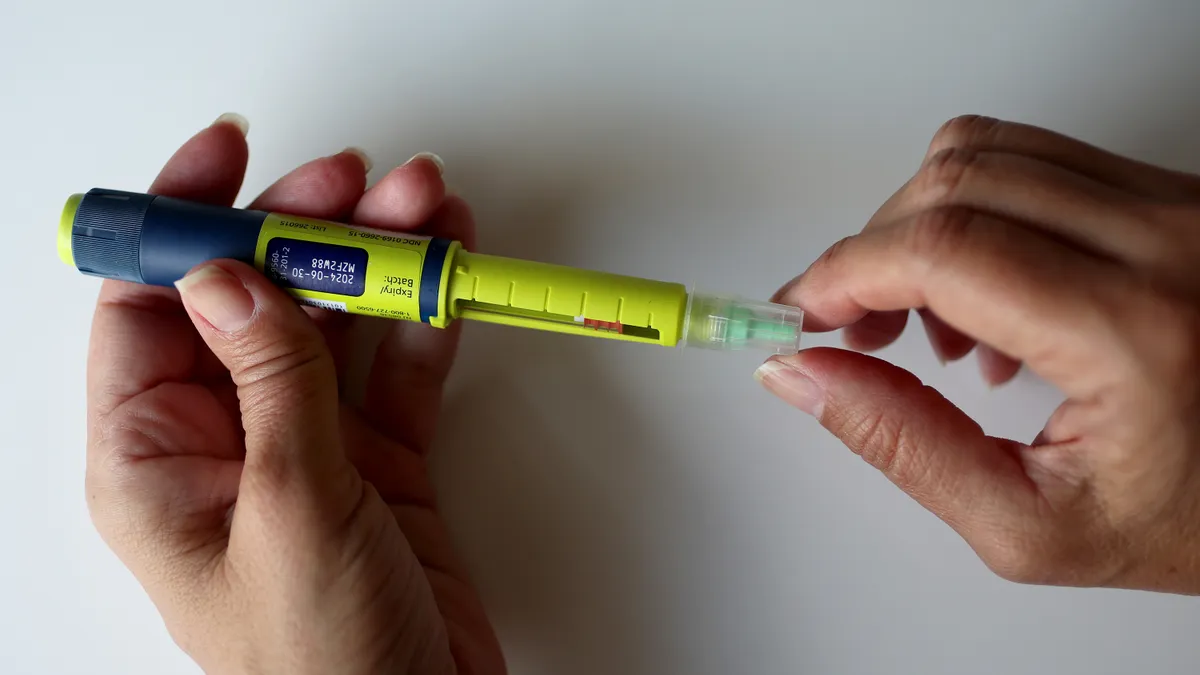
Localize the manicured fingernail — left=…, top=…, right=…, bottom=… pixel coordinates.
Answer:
left=175, top=265, right=255, bottom=332
left=405, top=151, right=445, bottom=175
left=755, top=360, right=825, bottom=419
left=212, top=112, right=250, bottom=136
left=343, top=147, right=373, bottom=173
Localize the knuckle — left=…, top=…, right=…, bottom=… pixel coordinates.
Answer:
left=857, top=413, right=904, bottom=474
left=84, top=436, right=197, bottom=557
left=916, top=147, right=979, bottom=202
left=833, top=404, right=931, bottom=490
left=226, top=332, right=341, bottom=492
left=230, top=332, right=335, bottom=435
left=930, top=114, right=1003, bottom=154
left=801, top=234, right=860, bottom=288
left=1116, top=202, right=1190, bottom=270
left=905, top=207, right=979, bottom=262
left=981, top=538, right=1057, bottom=584
left=979, top=530, right=1115, bottom=587
left=1136, top=294, right=1200, bottom=388
left=970, top=499, right=1127, bottom=586
left=230, top=330, right=332, bottom=392
left=815, top=234, right=857, bottom=270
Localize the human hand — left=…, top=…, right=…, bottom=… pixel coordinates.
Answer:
left=85, top=115, right=505, bottom=674
left=759, top=116, right=1200, bottom=594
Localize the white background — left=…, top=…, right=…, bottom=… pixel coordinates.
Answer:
left=4, top=1, right=1200, bottom=673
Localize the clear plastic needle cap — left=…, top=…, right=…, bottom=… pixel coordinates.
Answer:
left=680, top=291, right=803, bottom=355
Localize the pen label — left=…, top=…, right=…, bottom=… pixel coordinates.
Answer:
left=254, top=214, right=447, bottom=323
left=265, top=238, right=367, bottom=297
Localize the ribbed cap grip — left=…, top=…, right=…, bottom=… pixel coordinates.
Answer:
left=71, top=188, right=155, bottom=282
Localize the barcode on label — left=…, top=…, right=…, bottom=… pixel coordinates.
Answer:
left=299, top=298, right=348, bottom=312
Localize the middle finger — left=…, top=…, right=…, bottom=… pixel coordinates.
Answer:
left=871, top=147, right=1158, bottom=267
left=239, top=149, right=373, bottom=382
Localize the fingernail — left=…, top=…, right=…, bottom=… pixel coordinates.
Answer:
left=175, top=265, right=255, bottom=332
left=343, top=147, right=373, bottom=173
left=405, top=151, right=445, bottom=175
left=754, top=360, right=825, bottom=419
left=212, top=112, right=250, bottom=137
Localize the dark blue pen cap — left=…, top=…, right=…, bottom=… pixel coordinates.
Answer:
left=58, top=188, right=267, bottom=286
left=59, top=189, right=154, bottom=283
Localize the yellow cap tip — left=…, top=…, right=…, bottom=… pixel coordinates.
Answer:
left=58, top=193, right=83, bottom=267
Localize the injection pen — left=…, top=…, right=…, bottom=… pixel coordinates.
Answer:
left=59, top=188, right=803, bottom=354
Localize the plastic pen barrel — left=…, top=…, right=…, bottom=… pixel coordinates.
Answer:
left=59, top=188, right=802, bottom=354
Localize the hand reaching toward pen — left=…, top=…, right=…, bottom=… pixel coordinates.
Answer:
left=85, top=115, right=506, bottom=674
left=760, top=116, right=1200, bottom=594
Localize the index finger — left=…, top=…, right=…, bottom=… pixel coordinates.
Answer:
left=779, top=208, right=1127, bottom=396
left=89, top=116, right=250, bottom=418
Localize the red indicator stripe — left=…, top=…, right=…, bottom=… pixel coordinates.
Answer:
left=583, top=318, right=624, bottom=334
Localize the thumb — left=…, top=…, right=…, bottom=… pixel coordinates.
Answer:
left=755, top=347, right=1037, bottom=534
left=175, top=261, right=357, bottom=514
